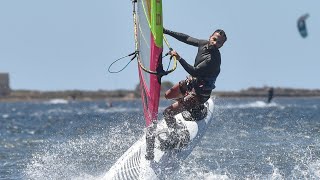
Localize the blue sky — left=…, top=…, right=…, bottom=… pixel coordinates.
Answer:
left=1, top=0, right=319, bottom=91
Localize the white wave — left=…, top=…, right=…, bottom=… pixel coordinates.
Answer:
left=220, top=101, right=281, bottom=109
left=95, top=107, right=141, bottom=113
left=46, top=99, right=69, bottom=104
left=2, top=114, right=9, bottom=119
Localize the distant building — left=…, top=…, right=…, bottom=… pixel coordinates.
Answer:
left=0, top=73, right=11, bottom=96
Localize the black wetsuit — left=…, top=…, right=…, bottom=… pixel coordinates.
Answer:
left=164, top=29, right=221, bottom=100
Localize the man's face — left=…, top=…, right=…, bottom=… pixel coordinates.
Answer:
left=209, top=32, right=225, bottom=49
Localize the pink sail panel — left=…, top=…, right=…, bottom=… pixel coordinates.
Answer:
left=138, top=35, right=162, bottom=127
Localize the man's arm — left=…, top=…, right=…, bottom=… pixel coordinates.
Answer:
left=168, top=50, right=215, bottom=76
left=164, top=28, right=200, bottom=47
left=178, top=58, right=214, bottom=77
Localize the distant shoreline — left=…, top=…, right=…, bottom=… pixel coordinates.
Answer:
left=1, top=87, right=320, bottom=102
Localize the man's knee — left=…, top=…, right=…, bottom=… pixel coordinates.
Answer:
left=164, top=90, right=171, bottom=99
left=165, top=83, right=182, bottom=99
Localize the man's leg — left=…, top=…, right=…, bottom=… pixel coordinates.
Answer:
left=161, top=94, right=202, bottom=150
left=145, top=81, right=186, bottom=160
left=163, top=93, right=202, bottom=128
left=163, top=79, right=190, bottom=126
left=187, top=94, right=209, bottom=120
left=164, top=83, right=183, bottom=100
left=145, top=122, right=156, bottom=160
left=163, top=100, right=185, bottom=129
left=165, top=78, right=191, bottom=100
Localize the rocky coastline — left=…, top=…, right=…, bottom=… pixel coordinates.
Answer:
left=1, top=87, right=320, bottom=102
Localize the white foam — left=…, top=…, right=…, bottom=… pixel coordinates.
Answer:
left=309, top=160, right=320, bottom=178
left=203, top=172, right=230, bottom=180
left=220, top=101, right=281, bottom=109
left=24, top=122, right=140, bottom=180
left=2, top=114, right=9, bottom=119
left=46, top=99, right=69, bottom=104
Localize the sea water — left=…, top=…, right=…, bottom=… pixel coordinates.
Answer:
left=1, top=97, right=320, bottom=179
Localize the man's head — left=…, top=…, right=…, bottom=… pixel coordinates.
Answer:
left=209, top=29, right=227, bottom=49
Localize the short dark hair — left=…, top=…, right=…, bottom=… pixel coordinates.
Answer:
left=213, top=29, right=227, bottom=42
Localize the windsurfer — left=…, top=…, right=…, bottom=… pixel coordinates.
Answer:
left=162, top=28, right=227, bottom=146
left=267, top=87, right=274, bottom=103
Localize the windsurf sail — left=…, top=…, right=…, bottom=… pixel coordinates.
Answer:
left=134, top=0, right=163, bottom=127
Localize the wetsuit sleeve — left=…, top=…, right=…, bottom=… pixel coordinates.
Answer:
left=164, top=28, right=200, bottom=47
left=178, top=57, right=214, bottom=77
